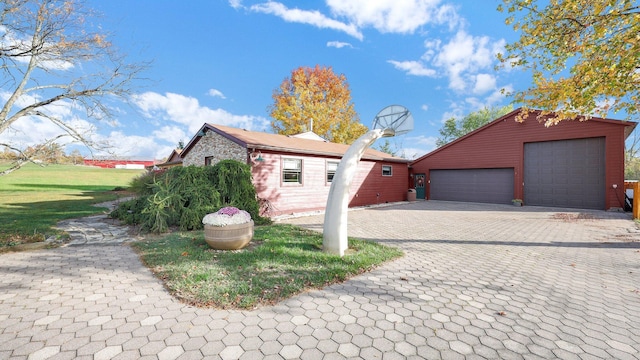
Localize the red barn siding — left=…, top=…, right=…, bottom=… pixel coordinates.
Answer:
left=83, top=159, right=156, bottom=168
left=349, top=162, right=409, bottom=207
left=253, top=151, right=409, bottom=217
left=411, top=110, right=633, bottom=210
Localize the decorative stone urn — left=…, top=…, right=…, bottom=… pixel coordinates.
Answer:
left=202, top=207, right=253, bottom=250
left=204, top=220, right=254, bottom=250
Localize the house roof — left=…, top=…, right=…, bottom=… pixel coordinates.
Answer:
left=182, top=124, right=408, bottom=163
left=411, top=108, right=637, bottom=164
left=156, top=148, right=183, bottom=167
left=289, top=131, right=327, bottom=141
left=168, top=148, right=182, bottom=161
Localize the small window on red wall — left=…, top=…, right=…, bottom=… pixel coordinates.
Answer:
left=382, top=165, right=392, bottom=176
left=326, top=161, right=339, bottom=183
left=283, top=158, right=302, bottom=184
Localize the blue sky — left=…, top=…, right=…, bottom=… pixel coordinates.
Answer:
left=6, top=0, right=534, bottom=160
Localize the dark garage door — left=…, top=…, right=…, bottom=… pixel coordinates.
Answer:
left=430, top=168, right=514, bottom=204
left=524, top=137, right=605, bottom=209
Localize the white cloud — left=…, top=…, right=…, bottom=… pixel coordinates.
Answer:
left=400, top=134, right=437, bottom=158
left=390, top=30, right=506, bottom=88
left=326, top=0, right=457, bottom=34
left=0, top=25, right=74, bottom=71
left=0, top=89, right=75, bottom=120
left=152, top=125, right=188, bottom=145
left=421, top=30, right=505, bottom=92
left=464, top=97, right=485, bottom=110
left=485, top=85, right=512, bottom=106
left=208, top=88, right=226, bottom=99
left=228, top=0, right=242, bottom=9
left=327, top=41, right=353, bottom=49
left=473, top=73, right=496, bottom=94
left=0, top=116, right=92, bottom=150
left=250, top=2, right=363, bottom=40
left=0, top=89, right=271, bottom=160
left=248, top=0, right=462, bottom=40
left=387, top=60, right=437, bottom=77
left=0, top=90, right=98, bottom=152
left=95, top=131, right=166, bottom=159
left=435, top=4, right=463, bottom=31
left=440, top=103, right=465, bottom=122
left=421, top=104, right=429, bottom=111
left=422, top=38, right=442, bottom=59
left=132, top=91, right=269, bottom=134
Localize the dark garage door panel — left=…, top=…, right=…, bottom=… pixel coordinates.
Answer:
left=430, top=168, right=514, bottom=204
left=524, top=137, right=605, bottom=209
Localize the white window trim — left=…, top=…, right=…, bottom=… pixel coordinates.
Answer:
left=282, top=157, right=303, bottom=185
left=382, top=165, right=393, bottom=177
left=326, top=160, right=339, bottom=184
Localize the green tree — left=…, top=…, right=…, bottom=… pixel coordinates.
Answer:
left=269, top=65, right=368, bottom=144
left=0, top=0, right=146, bottom=176
left=497, top=0, right=639, bottom=125
left=374, top=139, right=398, bottom=156
left=625, top=131, right=640, bottom=180
left=436, top=105, right=513, bottom=147
left=625, top=157, right=640, bottom=180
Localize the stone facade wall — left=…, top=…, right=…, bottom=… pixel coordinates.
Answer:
left=182, top=131, right=247, bottom=166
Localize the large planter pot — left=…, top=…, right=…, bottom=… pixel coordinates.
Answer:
left=204, top=220, right=254, bottom=250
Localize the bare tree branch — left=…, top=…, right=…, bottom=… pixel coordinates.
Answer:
left=0, top=0, right=148, bottom=176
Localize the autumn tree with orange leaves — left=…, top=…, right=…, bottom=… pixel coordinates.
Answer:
left=269, top=65, right=367, bottom=144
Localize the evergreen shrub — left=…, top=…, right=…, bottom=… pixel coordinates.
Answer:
left=111, top=160, right=270, bottom=233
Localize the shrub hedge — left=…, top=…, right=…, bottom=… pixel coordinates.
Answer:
left=110, top=160, right=270, bottom=233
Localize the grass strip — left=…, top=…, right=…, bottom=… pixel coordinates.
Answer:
left=132, top=224, right=403, bottom=309
left=0, top=162, right=143, bottom=246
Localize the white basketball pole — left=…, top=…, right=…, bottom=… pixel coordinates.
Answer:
left=323, top=128, right=395, bottom=256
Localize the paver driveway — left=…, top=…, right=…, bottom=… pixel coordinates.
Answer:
left=1, top=200, right=639, bottom=359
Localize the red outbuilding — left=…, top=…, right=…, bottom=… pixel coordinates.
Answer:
left=83, top=159, right=156, bottom=169
left=410, top=108, right=636, bottom=210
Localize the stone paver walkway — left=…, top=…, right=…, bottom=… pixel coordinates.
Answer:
left=51, top=199, right=141, bottom=246
left=1, top=200, right=640, bottom=359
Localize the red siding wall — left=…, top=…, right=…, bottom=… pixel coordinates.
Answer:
left=252, top=151, right=409, bottom=217
left=83, top=159, right=156, bottom=168
left=410, top=111, right=631, bottom=210
left=348, top=161, right=409, bottom=207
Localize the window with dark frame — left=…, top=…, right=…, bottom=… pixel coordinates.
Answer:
left=382, top=165, right=392, bottom=176
left=283, top=158, right=302, bottom=184
left=326, top=161, right=339, bottom=183
left=205, top=156, right=214, bottom=166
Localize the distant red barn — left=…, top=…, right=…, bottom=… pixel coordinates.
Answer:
left=83, top=159, right=156, bottom=169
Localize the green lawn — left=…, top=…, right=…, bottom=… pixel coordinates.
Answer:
left=0, top=162, right=144, bottom=246
left=133, top=224, right=403, bottom=309
left=1, top=162, right=404, bottom=308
